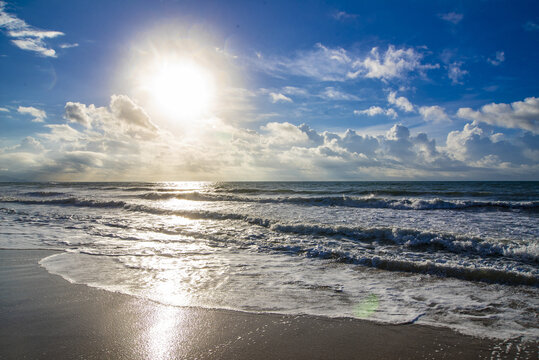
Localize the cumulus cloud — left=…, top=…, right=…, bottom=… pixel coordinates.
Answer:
left=444, top=123, right=537, bottom=169
left=0, top=1, right=66, bottom=57
left=64, top=102, right=93, bottom=127
left=269, top=92, right=293, bottom=103
left=0, top=107, right=8, bottom=112
left=419, top=105, right=449, bottom=123
left=487, top=51, right=505, bottom=66
left=457, top=97, right=539, bottom=133
left=17, top=106, right=46, bottom=122
left=355, top=106, right=397, bottom=119
left=110, top=94, right=157, bottom=131
left=348, top=46, right=439, bottom=81
left=64, top=95, right=158, bottom=139
left=387, top=91, right=414, bottom=112
left=1, top=95, right=166, bottom=180
left=2, top=95, right=538, bottom=180
left=18, top=136, right=43, bottom=151
left=439, top=12, right=463, bottom=24
left=261, top=122, right=310, bottom=146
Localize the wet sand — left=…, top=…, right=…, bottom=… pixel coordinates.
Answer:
left=0, top=249, right=536, bottom=359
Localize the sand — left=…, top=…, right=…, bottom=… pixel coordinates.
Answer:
left=0, top=249, right=536, bottom=359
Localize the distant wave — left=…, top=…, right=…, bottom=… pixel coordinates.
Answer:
left=6, top=192, right=538, bottom=212
left=131, top=192, right=539, bottom=212
left=212, top=187, right=499, bottom=197
left=5, top=192, right=539, bottom=212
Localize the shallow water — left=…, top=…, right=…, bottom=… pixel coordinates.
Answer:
left=1, top=181, right=538, bottom=340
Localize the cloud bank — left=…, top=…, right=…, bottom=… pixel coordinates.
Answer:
left=1, top=95, right=538, bottom=181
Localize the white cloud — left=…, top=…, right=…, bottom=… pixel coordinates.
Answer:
left=0, top=107, right=8, bottom=112
left=64, top=102, right=94, bottom=128
left=355, top=106, right=384, bottom=116
left=59, top=43, right=79, bottom=49
left=18, top=136, right=43, bottom=151
left=269, top=92, right=293, bottom=103
left=319, top=87, right=360, bottom=101
left=385, top=108, right=398, bottom=119
left=258, top=43, right=352, bottom=81
left=445, top=123, right=531, bottom=166
left=0, top=1, right=66, bottom=57
left=257, top=44, right=438, bottom=83
left=457, top=97, right=539, bottom=134
left=17, top=106, right=46, bottom=122
left=332, top=10, right=358, bottom=21
left=10, top=39, right=57, bottom=57
left=387, top=91, right=414, bottom=112
left=282, top=86, right=309, bottom=96
left=419, top=105, right=449, bottom=123
left=439, top=12, right=463, bottom=24
left=7, top=29, right=63, bottom=38
left=487, top=51, right=505, bottom=66
left=355, top=106, right=397, bottom=119
left=261, top=122, right=310, bottom=146
left=447, top=61, right=467, bottom=84
left=65, top=95, right=158, bottom=139
left=349, top=46, right=439, bottom=81
left=110, top=94, right=157, bottom=131
left=3, top=95, right=539, bottom=180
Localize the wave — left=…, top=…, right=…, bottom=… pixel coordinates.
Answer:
left=2, top=196, right=537, bottom=265
left=132, top=192, right=539, bottom=212
left=266, top=223, right=539, bottom=264
left=86, top=218, right=539, bottom=267
left=298, top=248, right=538, bottom=287
left=7, top=192, right=538, bottom=212
left=213, top=187, right=499, bottom=197
left=23, top=191, right=66, bottom=197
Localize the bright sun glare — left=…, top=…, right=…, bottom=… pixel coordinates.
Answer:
left=145, top=60, right=215, bottom=119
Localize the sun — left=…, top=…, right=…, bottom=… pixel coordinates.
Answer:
left=144, top=59, right=215, bottom=120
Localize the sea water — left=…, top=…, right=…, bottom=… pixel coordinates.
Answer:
left=1, top=181, right=537, bottom=340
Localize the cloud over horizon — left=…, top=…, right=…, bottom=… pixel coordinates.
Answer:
left=2, top=95, right=538, bottom=181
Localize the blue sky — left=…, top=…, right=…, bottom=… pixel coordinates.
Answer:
left=0, top=0, right=538, bottom=180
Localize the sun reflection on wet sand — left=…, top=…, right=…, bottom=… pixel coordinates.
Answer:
left=147, top=306, right=178, bottom=360
left=142, top=298, right=200, bottom=360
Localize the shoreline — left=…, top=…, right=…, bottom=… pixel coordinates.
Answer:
left=1, top=249, right=537, bottom=359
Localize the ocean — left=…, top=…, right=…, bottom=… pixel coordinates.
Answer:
left=1, top=181, right=537, bottom=340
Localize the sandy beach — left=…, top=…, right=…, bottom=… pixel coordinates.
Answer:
left=0, top=249, right=536, bottom=359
